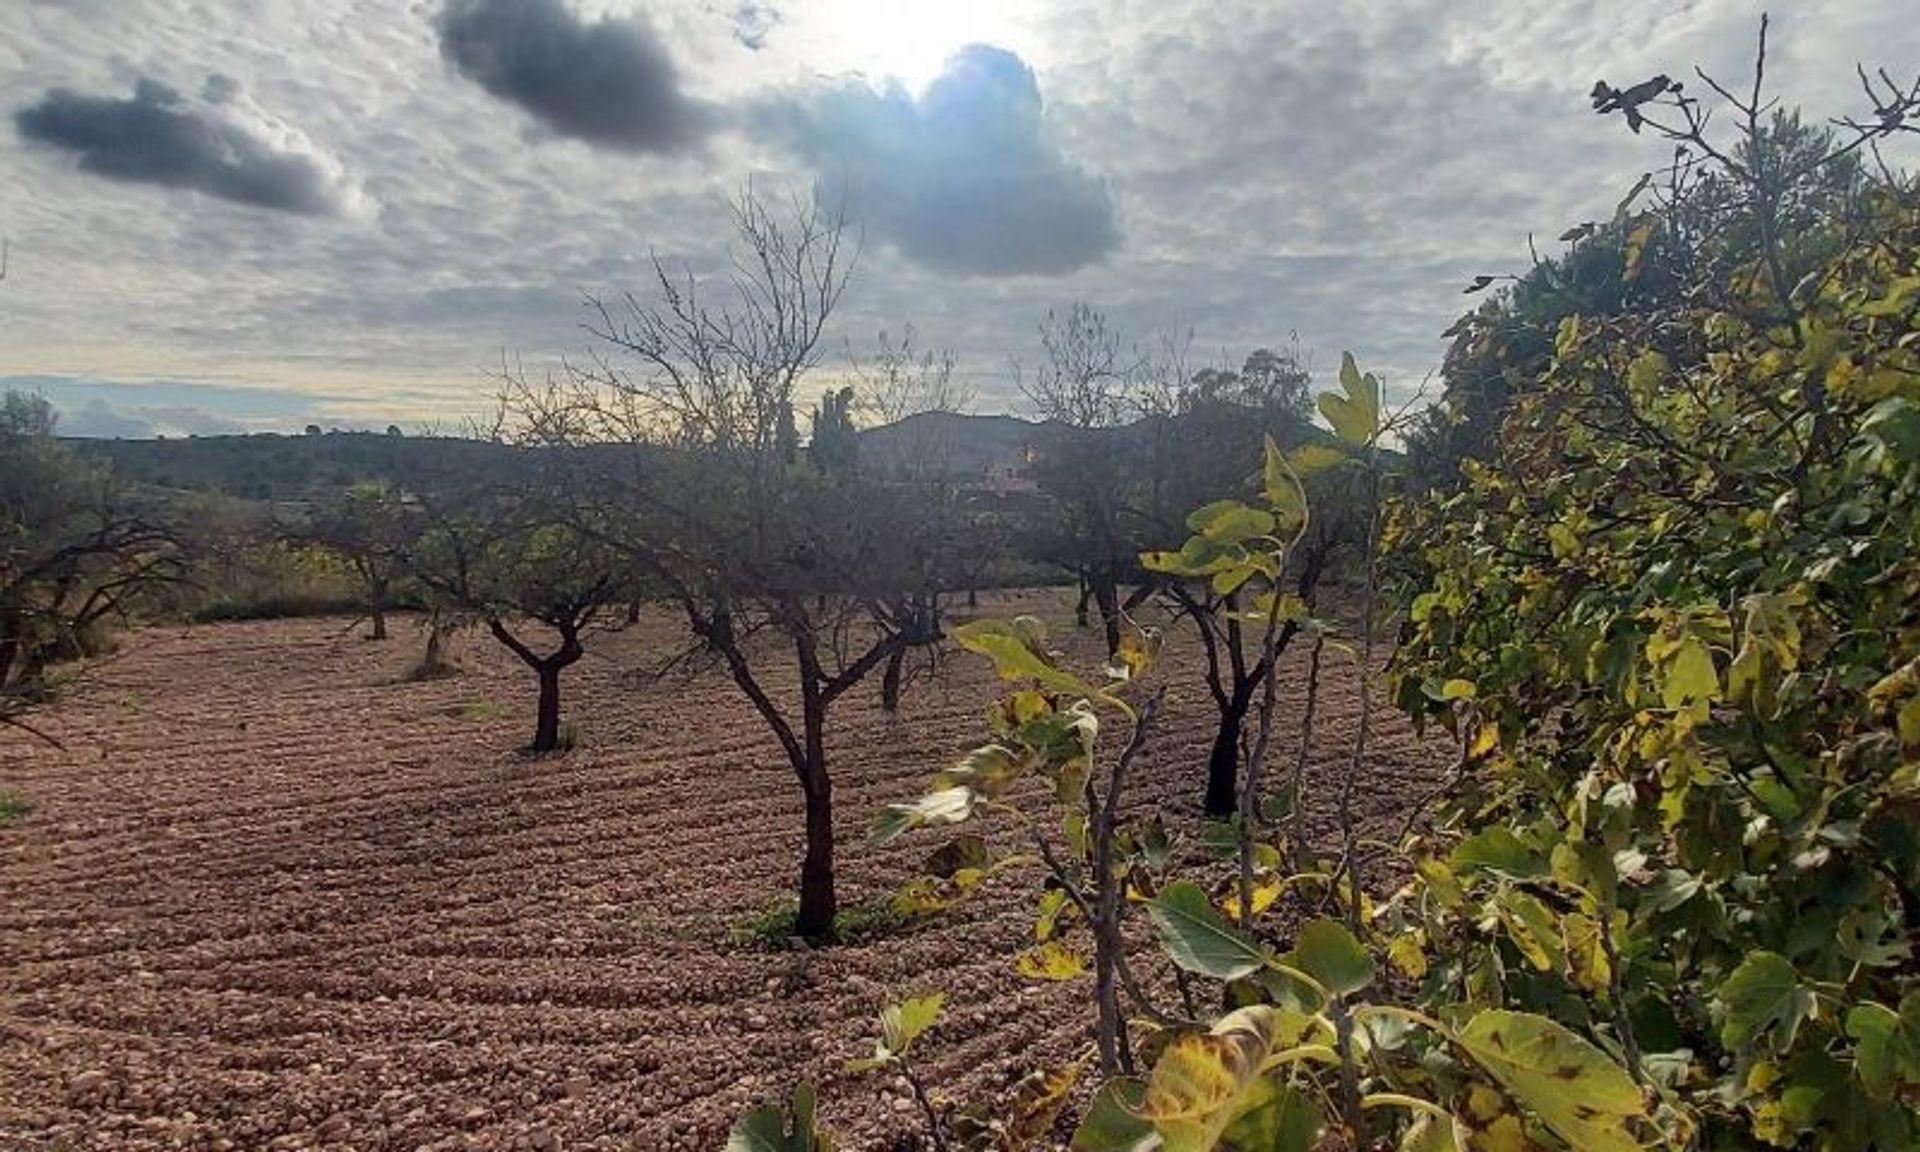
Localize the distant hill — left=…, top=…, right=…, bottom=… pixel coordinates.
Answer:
left=855, top=411, right=1048, bottom=481
left=70, top=407, right=1378, bottom=503
left=68, top=432, right=524, bottom=501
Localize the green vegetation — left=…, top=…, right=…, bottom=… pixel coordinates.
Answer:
left=729, top=27, right=1920, bottom=1152
left=729, top=894, right=921, bottom=950
left=2, top=391, right=184, bottom=731
left=0, top=790, right=31, bottom=824
left=8, top=23, right=1914, bottom=1149
left=1390, top=51, right=1920, bottom=1150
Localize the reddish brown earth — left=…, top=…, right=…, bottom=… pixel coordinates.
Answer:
left=0, top=591, right=1446, bottom=1151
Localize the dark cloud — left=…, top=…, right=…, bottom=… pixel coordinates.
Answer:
left=436, top=0, right=711, bottom=153
left=14, top=76, right=359, bottom=215
left=764, top=45, right=1118, bottom=277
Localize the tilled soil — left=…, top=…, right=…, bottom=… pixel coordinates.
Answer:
left=0, top=592, right=1446, bottom=1151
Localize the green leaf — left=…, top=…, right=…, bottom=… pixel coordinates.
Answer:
left=1286, top=442, right=1350, bottom=477
left=1146, top=881, right=1270, bottom=980
left=1450, top=827, right=1546, bottom=877
left=1717, top=951, right=1816, bottom=1054
left=728, top=1084, right=831, bottom=1151
left=1496, top=890, right=1565, bottom=973
left=953, top=618, right=1097, bottom=697
left=1398, top=1111, right=1468, bottom=1152
left=1284, top=918, right=1374, bottom=997
left=1455, top=1010, right=1647, bottom=1152
left=881, top=992, right=943, bottom=1056
left=1846, top=996, right=1920, bottom=1098
left=1019, top=703, right=1100, bottom=801
left=1224, top=1082, right=1321, bottom=1152
left=1071, top=1079, right=1156, bottom=1152
left=1186, top=499, right=1276, bottom=544
left=1318, top=352, right=1381, bottom=446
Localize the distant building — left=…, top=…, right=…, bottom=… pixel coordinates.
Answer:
left=980, top=445, right=1038, bottom=495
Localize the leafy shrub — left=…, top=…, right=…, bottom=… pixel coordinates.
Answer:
left=1390, top=47, right=1920, bottom=1151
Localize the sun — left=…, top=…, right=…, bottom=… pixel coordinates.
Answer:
left=814, top=0, right=1030, bottom=92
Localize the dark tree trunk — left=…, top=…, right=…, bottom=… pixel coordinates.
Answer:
left=1074, top=572, right=1091, bottom=628
left=1092, top=570, right=1122, bottom=658
left=488, top=619, right=580, bottom=754
left=880, top=647, right=904, bottom=713
left=626, top=597, right=641, bottom=625
left=532, top=662, right=563, bottom=752
left=794, top=684, right=836, bottom=939
left=367, top=573, right=389, bottom=640
left=966, top=587, right=978, bottom=609
left=1205, top=692, right=1251, bottom=816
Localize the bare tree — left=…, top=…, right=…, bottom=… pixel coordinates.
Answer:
left=512, top=187, right=965, bottom=938
left=1018, top=303, right=1143, bottom=430
left=856, top=323, right=972, bottom=428
left=1017, top=304, right=1150, bottom=657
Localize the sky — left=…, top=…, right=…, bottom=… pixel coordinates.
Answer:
left=1, top=0, right=1916, bottom=438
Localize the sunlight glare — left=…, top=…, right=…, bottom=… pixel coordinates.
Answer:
left=816, top=0, right=1029, bottom=92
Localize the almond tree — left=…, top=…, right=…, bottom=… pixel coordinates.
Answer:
left=509, top=188, right=965, bottom=937
left=284, top=480, right=417, bottom=640
left=2, top=391, right=183, bottom=729
left=405, top=491, right=627, bottom=753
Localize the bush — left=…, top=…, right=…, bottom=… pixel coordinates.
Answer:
left=1391, top=58, right=1920, bottom=1151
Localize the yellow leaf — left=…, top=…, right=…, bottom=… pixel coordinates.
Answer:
left=1015, top=939, right=1087, bottom=980
left=1388, top=932, right=1429, bottom=981
left=1659, top=637, right=1719, bottom=715
left=1561, top=913, right=1611, bottom=992
left=1456, top=1011, right=1647, bottom=1152
left=1496, top=891, right=1564, bottom=972
left=1318, top=353, right=1382, bottom=446
left=1287, top=442, right=1350, bottom=476
left=1261, top=436, right=1308, bottom=529
left=1135, top=1007, right=1282, bottom=1150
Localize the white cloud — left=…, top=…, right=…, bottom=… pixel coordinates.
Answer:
left=1, top=0, right=1915, bottom=422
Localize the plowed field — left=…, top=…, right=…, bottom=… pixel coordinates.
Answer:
left=1, top=593, right=1445, bottom=1150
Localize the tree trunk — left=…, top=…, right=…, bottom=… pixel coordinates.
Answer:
left=790, top=622, right=839, bottom=940
left=1092, top=570, right=1122, bottom=658
left=368, top=575, right=389, bottom=640
left=423, top=620, right=448, bottom=671
left=794, top=690, right=836, bottom=939
left=532, top=662, right=562, bottom=752
left=1074, top=573, right=1091, bottom=628
left=626, top=597, right=641, bottom=625
left=880, top=647, right=904, bottom=713
left=1205, top=694, right=1249, bottom=816
left=796, top=769, right=836, bottom=939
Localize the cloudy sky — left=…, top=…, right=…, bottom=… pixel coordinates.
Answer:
left=1, top=0, right=1916, bottom=437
